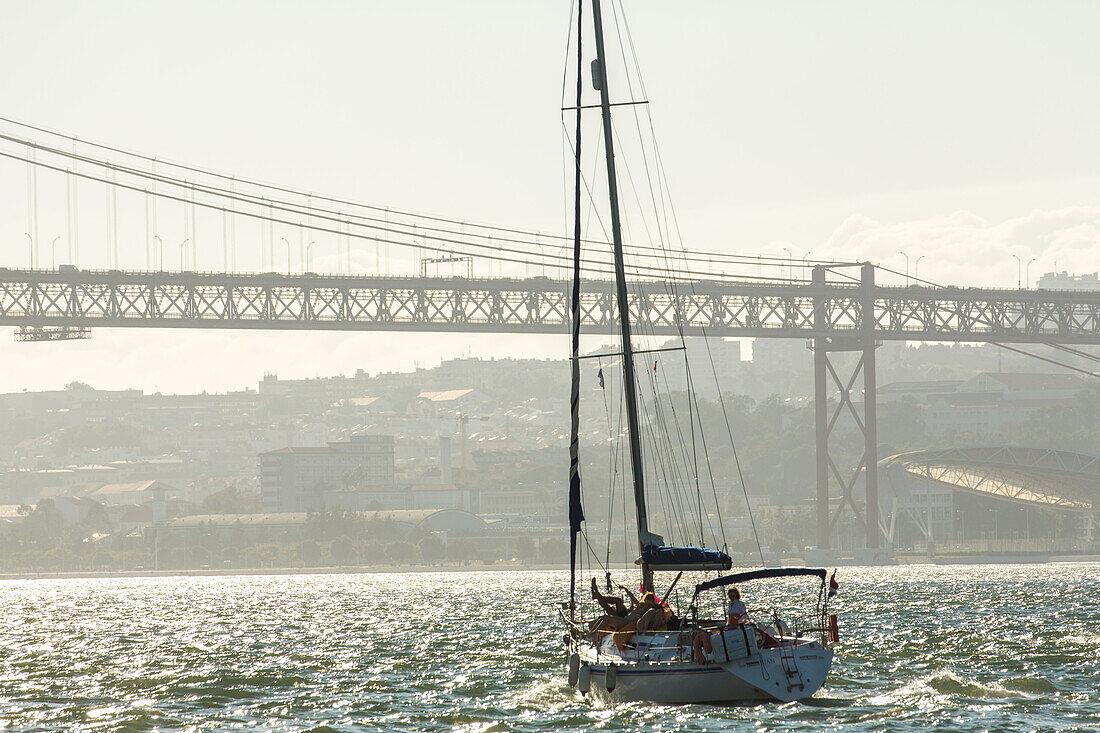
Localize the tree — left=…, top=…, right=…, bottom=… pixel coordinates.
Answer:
left=448, top=538, right=477, bottom=564
left=189, top=545, right=211, bottom=567
left=770, top=536, right=792, bottom=556
left=257, top=544, right=284, bottom=567
left=297, top=539, right=322, bottom=566
left=417, top=535, right=445, bottom=565
left=330, top=536, right=357, bottom=565
left=18, top=499, right=65, bottom=547
left=511, top=536, right=536, bottom=562
left=241, top=546, right=262, bottom=568
left=538, top=538, right=567, bottom=564
left=359, top=541, right=385, bottom=564
left=385, top=540, right=419, bottom=564
left=162, top=547, right=188, bottom=569
left=201, top=485, right=260, bottom=515
left=728, top=537, right=759, bottom=554
left=221, top=546, right=240, bottom=566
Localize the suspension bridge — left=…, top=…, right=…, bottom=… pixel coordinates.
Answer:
left=2, top=116, right=1099, bottom=553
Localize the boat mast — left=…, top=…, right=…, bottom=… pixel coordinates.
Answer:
left=590, top=0, right=653, bottom=592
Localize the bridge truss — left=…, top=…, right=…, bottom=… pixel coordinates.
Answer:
left=1, top=267, right=1100, bottom=340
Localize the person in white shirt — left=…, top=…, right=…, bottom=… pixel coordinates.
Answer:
left=726, top=587, right=748, bottom=625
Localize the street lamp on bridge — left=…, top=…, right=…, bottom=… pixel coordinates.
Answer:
left=281, top=238, right=292, bottom=275
left=899, top=251, right=910, bottom=286
left=1012, top=255, right=1036, bottom=289
left=51, top=236, right=61, bottom=269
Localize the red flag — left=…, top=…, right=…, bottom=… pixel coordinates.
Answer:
left=828, top=570, right=839, bottom=598
left=653, top=360, right=658, bottom=373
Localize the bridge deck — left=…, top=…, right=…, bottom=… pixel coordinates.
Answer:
left=2, top=268, right=1100, bottom=342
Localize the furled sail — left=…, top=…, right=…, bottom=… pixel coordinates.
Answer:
left=566, top=0, right=586, bottom=616
left=637, top=545, right=733, bottom=572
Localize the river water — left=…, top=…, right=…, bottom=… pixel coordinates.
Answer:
left=0, top=564, right=1097, bottom=731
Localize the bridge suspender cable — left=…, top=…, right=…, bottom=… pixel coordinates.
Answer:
left=0, top=119, right=856, bottom=272
left=0, top=146, right=811, bottom=283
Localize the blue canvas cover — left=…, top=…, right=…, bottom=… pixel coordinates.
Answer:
left=693, top=567, right=827, bottom=596
left=640, top=545, right=733, bottom=571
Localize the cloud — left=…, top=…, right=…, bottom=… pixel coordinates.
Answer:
left=766, top=206, right=1100, bottom=287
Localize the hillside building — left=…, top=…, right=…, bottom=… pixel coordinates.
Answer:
left=260, top=434, right=395, bottom=512
left=925, top=372, right=1085, bottom=435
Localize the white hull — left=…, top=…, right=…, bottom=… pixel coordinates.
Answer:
left=573, top=631, right=833, bottom=704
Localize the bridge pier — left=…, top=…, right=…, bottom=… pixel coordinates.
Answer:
left=813, top=267, right=829, bottom=548
left=862, top=263, right=880, bottom=549
left=812, top=263, right=882, bottom=550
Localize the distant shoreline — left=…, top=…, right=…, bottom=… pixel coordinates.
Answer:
left=2, top=554, right=1099, bottom=581
left=0, top=563, right=577, bottom=581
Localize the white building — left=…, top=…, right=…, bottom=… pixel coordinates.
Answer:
left=260, top=434, right=396, bottom=512
left=1036, top=271, right=1100, bottom=291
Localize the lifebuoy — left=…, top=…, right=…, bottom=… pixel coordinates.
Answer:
left=693, top=631, right=713, bottom=665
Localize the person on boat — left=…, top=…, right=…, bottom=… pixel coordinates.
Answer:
left=726, top=587, right=748, bottom=626
left=613, top=592, right=674, bottom=650
left=589, top=592, right=672, bottom=650
left=634, top=592, right=673, bottom=635
left=590, top=577, right=628, bottom=617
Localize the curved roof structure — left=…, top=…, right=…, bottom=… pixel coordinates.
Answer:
left=881, top=446, right=1099, bottom=511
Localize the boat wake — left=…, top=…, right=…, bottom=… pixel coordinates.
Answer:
left=869, top=669, right=1052, bottom=705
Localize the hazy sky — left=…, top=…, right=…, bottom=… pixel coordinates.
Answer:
left=0, top=1, right=1097, bottom=393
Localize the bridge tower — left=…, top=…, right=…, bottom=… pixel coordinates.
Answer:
left=813, top=263, right=882, bottom=551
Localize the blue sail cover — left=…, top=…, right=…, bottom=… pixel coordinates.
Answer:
left=639, top=545, right=733, bottom=571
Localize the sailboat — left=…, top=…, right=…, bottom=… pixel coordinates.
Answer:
left=562, top=0, right=838, bottom=704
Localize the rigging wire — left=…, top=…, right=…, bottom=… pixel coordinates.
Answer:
left=1046, top=342, right=1100, bottom=366
left=990, top=342, right=1100, bottom=379
left=607, top=0, right=759, bottom=560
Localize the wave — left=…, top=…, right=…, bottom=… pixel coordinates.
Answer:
left=869, top=670, right=1052, bottom=705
